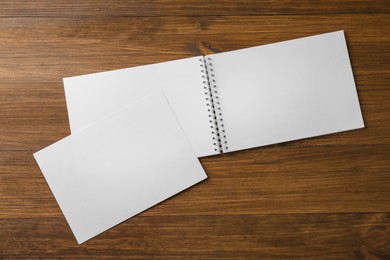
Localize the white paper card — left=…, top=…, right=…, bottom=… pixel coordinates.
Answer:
left=34, top=90, right=207, bottom=244
left=208, top=30, right=364, bottom=152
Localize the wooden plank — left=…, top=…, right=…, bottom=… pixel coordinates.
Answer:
left=1, top=213, right=389, bottom=259
left=0, top=0, right=389, bottom=17
left=1, top=147, right=389, bottom=219
left=0, top=15, right=388, bottom=84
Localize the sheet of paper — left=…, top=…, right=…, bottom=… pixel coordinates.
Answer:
left=64, top=56, right=217, bottom=157
left=208, top=31, right=364, bottom=152
left=34, top=90, right=207, bottom=244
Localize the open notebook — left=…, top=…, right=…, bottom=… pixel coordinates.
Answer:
left=34, top=90, right=207, bottom=244
left=64, top=30, right=364, bottom=158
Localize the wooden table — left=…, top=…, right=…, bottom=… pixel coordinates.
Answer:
left=1, top=1, right=389, bottom=259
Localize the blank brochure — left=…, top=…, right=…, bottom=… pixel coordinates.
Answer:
left=64, top=30, right=364, bottom=157
left=34, top=90, right=207, bottom=244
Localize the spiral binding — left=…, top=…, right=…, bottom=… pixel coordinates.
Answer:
left=199, top=56, right=228, bottom=153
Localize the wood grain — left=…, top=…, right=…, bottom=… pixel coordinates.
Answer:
left=0, top=1, right=389, bottom=259
left=0, top=0, right=389, bottom=17
left=1, top=214, right=389, bottom=259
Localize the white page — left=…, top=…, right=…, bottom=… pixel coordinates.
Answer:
left=33, top=90, right=207, bottom=244
left=64, top=56, right=217, bottom=157
left=208, top=31, right=364, bottom=152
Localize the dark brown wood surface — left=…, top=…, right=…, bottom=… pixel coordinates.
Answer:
left=1, top=1, right=389, bottom=259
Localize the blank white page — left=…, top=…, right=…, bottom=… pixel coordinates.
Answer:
left=33, top=90, right=207, bottom=244
left=208, top=31, right=364, bottom=152
left=64, top=56, right=217, bottom=157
